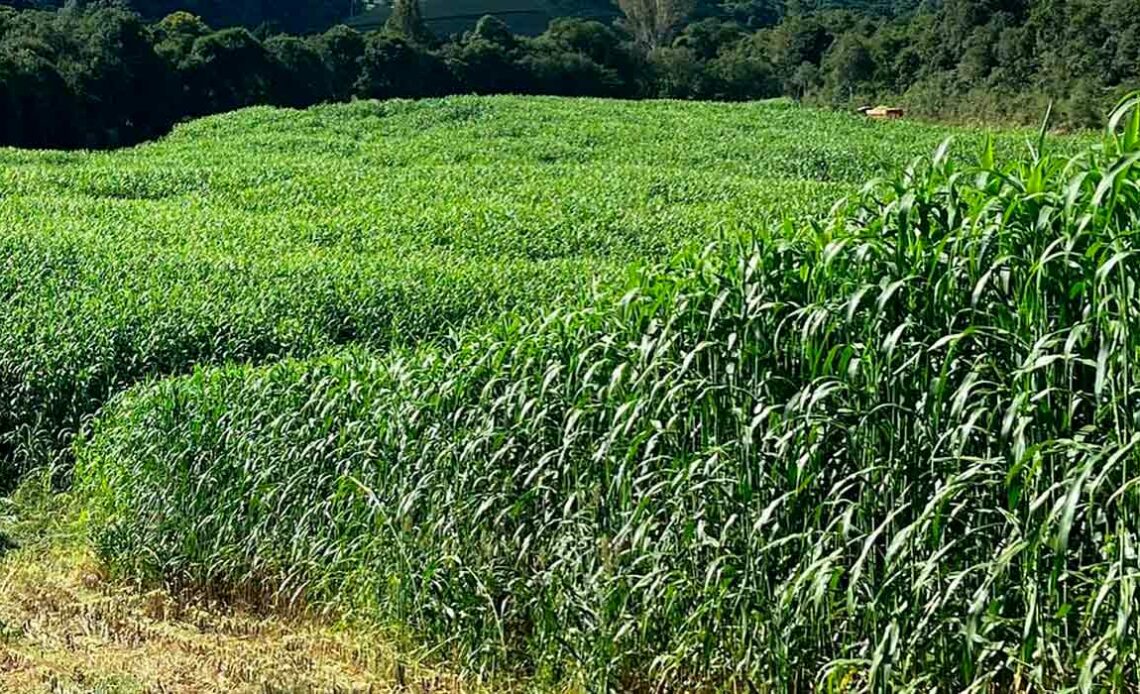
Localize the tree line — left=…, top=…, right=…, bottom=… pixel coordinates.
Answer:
left=1, top=0, right=1138, bottom=149
left=3, top=0, right=349, bottom=34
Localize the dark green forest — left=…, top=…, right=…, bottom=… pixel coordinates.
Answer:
left=2, top=0, right=350, bottom=33
left=1, top=0, right=1137, bottom=148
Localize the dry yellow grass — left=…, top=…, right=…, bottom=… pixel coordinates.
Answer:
left=0, top=545, right=479, bottom=693
left=0, top=484, right=490, bottom=694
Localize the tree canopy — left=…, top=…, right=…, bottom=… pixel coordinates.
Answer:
left=0, top=0, right=1136, bottom=149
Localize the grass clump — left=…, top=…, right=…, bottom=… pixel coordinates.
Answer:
left=77, top=98, right=1140, bottom=689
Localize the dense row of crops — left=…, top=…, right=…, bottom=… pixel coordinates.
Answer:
left=71, top=96, right=1139, bottom=690
left=0, top=97, right=1033, bottom=489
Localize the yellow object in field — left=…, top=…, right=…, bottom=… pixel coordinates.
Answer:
left=858, top=105, right=906, bottom=119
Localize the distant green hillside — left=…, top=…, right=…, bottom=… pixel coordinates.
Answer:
left=346, top=0, right=618, bottom=36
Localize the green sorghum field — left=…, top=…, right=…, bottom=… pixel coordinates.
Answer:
left=0, top=96, right=1023, bottom=485
left=9, top=94, right=1140, bottom=691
